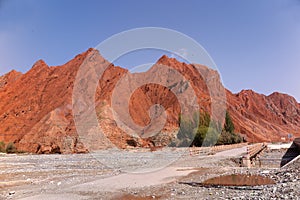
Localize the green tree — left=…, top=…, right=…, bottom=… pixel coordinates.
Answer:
left=191, top=126, right=207, bottom=146
left=216, top=110, right=243, bottom=145
left=224, top=111, right=235, bottom=133
left=177, top=111, right=242, bottom=147
left=177, top=111, right=217, bottom=147
left=192, top=126, right=219, bottom=147
left=202, top=127, right=219, bottom=146
left=177, top=114, right=198, bottom=147
left=199, top=111, right=210, bottom=127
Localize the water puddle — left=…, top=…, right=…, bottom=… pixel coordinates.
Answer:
left=201, top=174, right=275, bottom=186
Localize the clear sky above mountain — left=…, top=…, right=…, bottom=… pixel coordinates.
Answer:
left=0, top=0, right=299, bottom=100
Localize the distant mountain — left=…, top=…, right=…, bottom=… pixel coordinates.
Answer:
left=0, top=48, right=299, bottom=153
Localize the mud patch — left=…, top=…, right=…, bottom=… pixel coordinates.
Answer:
left=181, top=174, right=275, bottom=187
left=202, top=174, right=275, bottom=186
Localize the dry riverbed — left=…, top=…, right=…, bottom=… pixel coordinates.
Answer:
left=0, top=145, right=299, bottom=199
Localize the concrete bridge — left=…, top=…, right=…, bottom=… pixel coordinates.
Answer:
left=241, top=143, right=267, bottom=167
left=241, top=138, right=300, bottom=168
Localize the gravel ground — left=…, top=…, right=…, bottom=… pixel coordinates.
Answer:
left=0, top=153, right=117, bottom=199
left=111, top=149, right=300, bottom=200
left=1, top=145, right=299, bottom=200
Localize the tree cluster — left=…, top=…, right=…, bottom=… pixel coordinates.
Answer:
left=173, top=110, right=244, bottom=147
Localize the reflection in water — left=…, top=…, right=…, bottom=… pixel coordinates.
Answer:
left=201, top=174, right=275, bottom=186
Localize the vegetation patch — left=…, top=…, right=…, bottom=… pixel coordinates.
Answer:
left=0, top=141, right=18, bottom=153
left=174, top=111, right=244, bottom=147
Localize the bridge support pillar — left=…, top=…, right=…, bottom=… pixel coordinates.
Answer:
left=242, top=154, right=251, bottom=168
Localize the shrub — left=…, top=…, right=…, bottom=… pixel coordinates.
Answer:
left=168, top=140, right=177, bottom=147
left=126, top=139, right=137, bottom=147
left=215, top=111, right=242, bottom=145
left=177, top=110, right=241, bottom=147
left=177, top=113, right=199, bottom=146
left=217, top=130, right=243, bottom=145
left=0, top=141, right=5, bottom=153
left=177, top=111, right=221, bottom=147
left=6, top=142, right=16, bottom=153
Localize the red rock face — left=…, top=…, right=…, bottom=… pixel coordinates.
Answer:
left=0, top=48, right=299, bottom=153
left=0, top=70, right=22, bottom=89
left=226, top=90, right=300, bottom=142
left=0, top=49, right=92, bottom=153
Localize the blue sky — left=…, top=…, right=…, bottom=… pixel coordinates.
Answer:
left=0, top=0, right=300, bottom=100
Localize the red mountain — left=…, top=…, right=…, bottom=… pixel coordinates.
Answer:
left=0, top=48, right=299, bottom=153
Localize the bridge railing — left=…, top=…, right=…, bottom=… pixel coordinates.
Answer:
left=242, top=142, right=267, bottom=167
left=189, top=142, right=248, bottom=156
left=247, top=143, right=267, bottom=158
